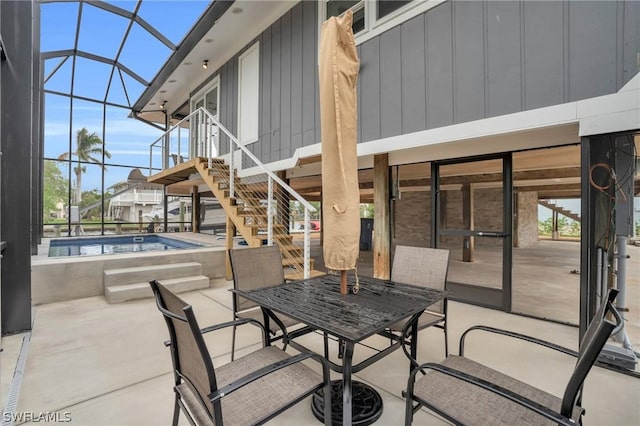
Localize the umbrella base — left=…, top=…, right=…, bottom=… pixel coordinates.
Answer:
left=311, top=380, right=383, bottom=425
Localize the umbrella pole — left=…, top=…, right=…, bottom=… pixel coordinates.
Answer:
left=341, top=270, right=348, bottom=295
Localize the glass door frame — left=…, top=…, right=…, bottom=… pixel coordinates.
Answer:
left=431, top=153, right=513, bottom=311
left=190, top=76, right=220, bottom=158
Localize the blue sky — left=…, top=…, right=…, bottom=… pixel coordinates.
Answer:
left=41, top=0, right=211, bottom=191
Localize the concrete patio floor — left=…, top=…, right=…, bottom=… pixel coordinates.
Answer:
left=3, top=278, right=639, bottom=425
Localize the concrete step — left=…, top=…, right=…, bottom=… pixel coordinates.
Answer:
left=104, top=262, right=203, bottom=288
left=106, top=275, right=210, bottom=304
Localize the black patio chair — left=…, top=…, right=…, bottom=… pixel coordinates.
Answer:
left=404, top=288, right=622, bottom=425
left=149, top=280, right=332, bottom=426
left=229, top=246, right=301, bottom=360
left=388, top=245, right=450, bottom=357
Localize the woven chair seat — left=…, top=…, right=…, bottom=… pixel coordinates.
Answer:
left=413, top=355, right=583, bottom=425
left=388, top=311, right=444, bottom=332
left=220, top=346, right=321, bottom=425
left=175, top=384, right=214, bottom=426
left=176, top=346, right=322, bottom=426
left=237, top=308, right=299, bottom=334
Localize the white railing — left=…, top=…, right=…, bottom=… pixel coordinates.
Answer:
left=148, top=107, right=318, bottom=278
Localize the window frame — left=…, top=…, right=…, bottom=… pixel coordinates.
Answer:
left=237, top=41, right=260, bottom=146
left=318, top=0, right=446, bottom=47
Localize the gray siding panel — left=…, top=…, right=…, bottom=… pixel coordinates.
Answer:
left=231, top=54, right=238, bottom=139
left=360, top=38, right=381, bottom=143
left=486, top=1, right=522, bottom=116
left=568, top=1, right=617, bottom=100
left=221, top=63, right=231, bottom=154
left=271, top=21, right=281, bottom=158
left=523, top=1, right=564, bottom=109
left=453, top=0, right=485, bottom=123
left=622, top=0, right=640, bottom=88
left=357, top=44, right=362, bottom=143
left=290, top=3, right=303, bottom=155
left=280, top=10, right=292, bottom=159
left=401, top=14, right=427, bottom=134
left=301, top=0, right=316, bottom=146
left=379, top=27, right=402, bottom=138
left=426, top=2, right=454, bottom=128
left=314, top=10, right=322, bottom=144
left=261, top=28, right=272, bottom=162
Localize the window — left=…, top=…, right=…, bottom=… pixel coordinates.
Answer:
left=323, top=0, right=415, bottom=37
left=377, top=0, right=412, bottom=19
left=238, top=42, right=259, bottom=145
left=326, top=1, right=366, bottom=34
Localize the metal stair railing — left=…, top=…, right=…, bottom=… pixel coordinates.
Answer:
left=148, top=107, right=317, bottom=279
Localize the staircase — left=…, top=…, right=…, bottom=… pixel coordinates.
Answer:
left=147, top=108, right=322, bottom=280
left=538, top=200, right=581, bottom=222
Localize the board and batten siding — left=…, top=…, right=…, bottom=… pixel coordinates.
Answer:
left=202, top=0, right=639, bottom=165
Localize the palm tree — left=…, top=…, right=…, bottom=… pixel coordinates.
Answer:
left=58, top=127, right=111, bottom=204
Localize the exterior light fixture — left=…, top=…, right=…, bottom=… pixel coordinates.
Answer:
left=202, top=60, right=209, bottom=69
left=160, top=101, right=167, bottom=110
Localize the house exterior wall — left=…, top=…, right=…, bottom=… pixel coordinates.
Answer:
left=357, top=0, right=638, bottom=145
left=439, top=187, right=503, bottom=247
left=515, top=191, right=539, bottom=248
left=393, top=190, right=431, bottom=246
left=197, top=0, right=639, bottom=165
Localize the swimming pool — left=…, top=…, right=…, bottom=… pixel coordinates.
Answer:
left=48, top=235, right=201, bottom=257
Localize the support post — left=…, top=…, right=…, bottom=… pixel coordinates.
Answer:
left=462, top=183, right=474, bottom=262
left=225, top=217, right=236, bottom=280
left=373, top=154, right=390, bottom=279
left=192, top=186, right=200, bottom=233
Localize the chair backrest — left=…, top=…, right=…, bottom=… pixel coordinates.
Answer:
left=391, top=245, right=450, bottom=313
left=229, top=246, right=285, bottom=313
left=560, top=288, right=621, bottom=417
left=150, top=280, right=219, bottom=421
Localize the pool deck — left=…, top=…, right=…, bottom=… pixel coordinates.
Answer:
left=2, top=283, right=638, bottom=425
left=31, top=233, right=231, bottom=304
left=4, top=232, right=637, bottom=424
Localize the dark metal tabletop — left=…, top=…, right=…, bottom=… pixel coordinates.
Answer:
left=232, top=274, right=447, bottom=342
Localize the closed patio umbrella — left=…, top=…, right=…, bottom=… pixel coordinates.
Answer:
left=319, top=10, right=360, bottom=295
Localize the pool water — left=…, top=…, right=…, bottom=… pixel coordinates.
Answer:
left=48, top=235, right=201, bottom=257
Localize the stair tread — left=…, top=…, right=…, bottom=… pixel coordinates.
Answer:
left=104, top=261, right=202, bottom=275
left=106, top=275, right=209, bottom=292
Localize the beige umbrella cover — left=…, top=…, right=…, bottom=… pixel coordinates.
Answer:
left=319, top=10, right=360, bottom=275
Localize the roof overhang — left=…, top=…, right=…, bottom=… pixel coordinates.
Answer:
left=132, top=0, right=298, bottom=126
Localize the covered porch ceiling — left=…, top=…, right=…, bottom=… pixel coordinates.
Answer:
left=133, top=1, right=296, bottom=125
left=289, top=140, right=640, bottom=204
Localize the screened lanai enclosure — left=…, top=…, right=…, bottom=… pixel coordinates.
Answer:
left=1, top=0, right=637, bottom=380
left=41, top=0, right=213, bottom=236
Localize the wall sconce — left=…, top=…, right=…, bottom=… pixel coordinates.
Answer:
left=202, top=60, right=209, bottom=69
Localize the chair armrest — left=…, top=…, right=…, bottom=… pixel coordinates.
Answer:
left=164, top=318, right=266, bottom=347
left=459, top=325, right=578, bottom=358
left=200, top=317, right=266, bottom=334
left=408, top=362, right=577, bottom=426
left=209, top=351, right=331, bottom=402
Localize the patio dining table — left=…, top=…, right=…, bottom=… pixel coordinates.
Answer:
left=232, top=273, right=447, bottom=426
